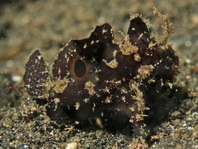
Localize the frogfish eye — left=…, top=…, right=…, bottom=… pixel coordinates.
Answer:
left=73, top=59, right=87, bottom=78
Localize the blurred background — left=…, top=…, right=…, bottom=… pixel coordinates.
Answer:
left=0, top=0, right=197, bottom=76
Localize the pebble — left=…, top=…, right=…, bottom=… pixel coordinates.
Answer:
left=65, top=142, right=78, bottom=149
left=172, top=119, right=181, bottom=125
left=171, top=111, right=181, bottom=117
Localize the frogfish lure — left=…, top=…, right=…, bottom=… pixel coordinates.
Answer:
left=23, top=15, right=179, bottom=134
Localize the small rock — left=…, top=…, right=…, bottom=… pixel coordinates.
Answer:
left=195, top=125, right=198, bottom=131
left=175, top=143, right=182, bottom=149
left=171, top=111, right=181, bottom=117
left=65, top=142, right=78, bottom=149
left=172, top=119, right=180, bottom=126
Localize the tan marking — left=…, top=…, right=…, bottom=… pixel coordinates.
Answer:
left=138, top=33, right=144, bottom=40
left=103, top=50, right=118, bottom=68
left=54, top=98, right=61, bottom=111
left=83, top=43, right=87, bottom=49
left=129, top=80, right=146, bottom=122
left=54, top=98, right=60, bottom=104
left=121, top=96, right=126, bottom=102
left=129, top=119, right=134, bottom=123
left=138, top=65, right=154, bottom=79
left=45, top=81, right=54, bottom=91
left=153, top=7, right=171, bottom=46
left=75, top=102, right=80, bottom=110
left=120, top=87, right=128, bottom=94
left=104, top=58, right=118, bottom=68
left=136, top=113, right=144, bottom=121
left=167, top=82, right=173, bottom=89
left=134, top=54, right=141, bottom=62
left=148, top=79, right=155, bottom=84
left=96, top=118, right=104, bottom=128
left=105, top=96, right=112, bottom=103
left=92, top=103, right=96, bottom=111
left=102, top=29, right=107, bottom=34
left=54, top=79, right=69, bottom=93
left=129, top=80, right=143, bottom=101
left=119, top=35, right=139, bottom=55
left=103, top=86, right=110, bottom=93
left=106, top=79, right=121, bottom=86
left=130, top=107, right=135, bottom=112
left=84, top=81, right=96, bottom=96
left=84, top=98, right=90, bottom=103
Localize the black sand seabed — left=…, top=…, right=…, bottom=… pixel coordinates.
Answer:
left=0, top=0, right=197, bottom=148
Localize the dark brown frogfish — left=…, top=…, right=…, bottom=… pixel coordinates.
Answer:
left=23, top=15, right=179, bottom=134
